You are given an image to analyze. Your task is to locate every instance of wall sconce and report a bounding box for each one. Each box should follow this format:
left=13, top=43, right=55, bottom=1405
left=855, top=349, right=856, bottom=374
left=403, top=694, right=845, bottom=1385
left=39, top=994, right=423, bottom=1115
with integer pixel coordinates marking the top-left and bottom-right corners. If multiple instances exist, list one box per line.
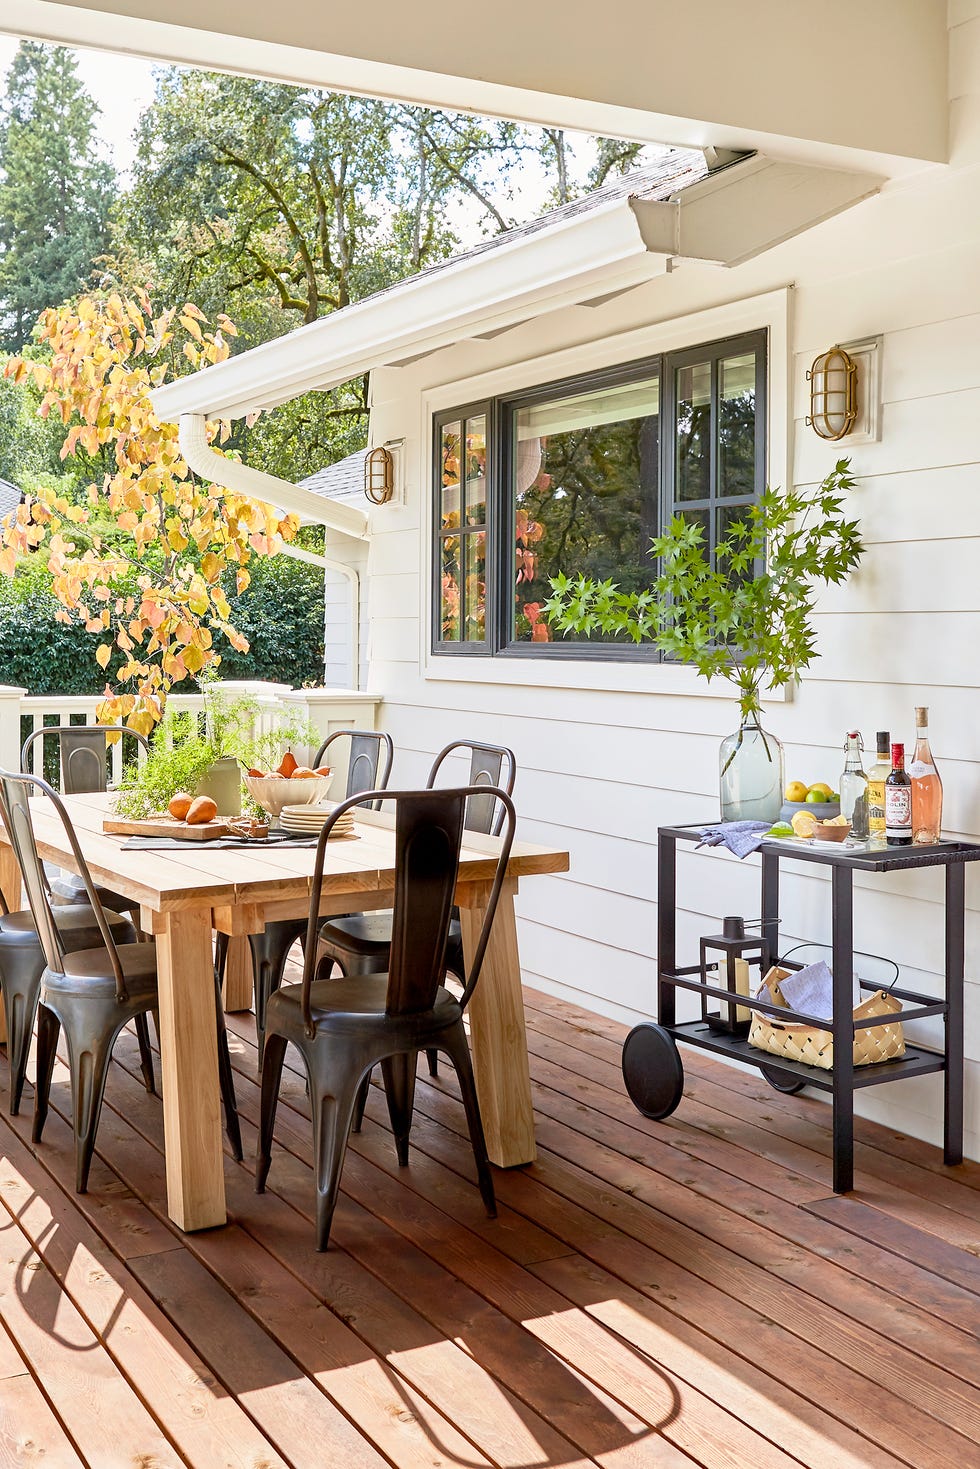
left=806, top=345, right=858, bottom=441
left=363, top=446, right=394, bottom=504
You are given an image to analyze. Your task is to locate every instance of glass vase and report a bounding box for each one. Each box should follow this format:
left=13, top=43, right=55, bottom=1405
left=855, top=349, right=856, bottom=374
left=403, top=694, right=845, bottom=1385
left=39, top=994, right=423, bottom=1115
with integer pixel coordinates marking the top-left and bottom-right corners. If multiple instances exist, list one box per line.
left=719, top=715, right=784, bottom=824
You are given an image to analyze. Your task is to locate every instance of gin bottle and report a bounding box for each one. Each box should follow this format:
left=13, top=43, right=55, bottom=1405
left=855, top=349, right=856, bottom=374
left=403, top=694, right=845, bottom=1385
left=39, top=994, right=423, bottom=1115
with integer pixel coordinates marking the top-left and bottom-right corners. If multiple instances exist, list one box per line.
left=866, top=730, right=890, bottom=849
left=910, top=706, right=943, bottom=845
left=840, top=730, right=869, bottom=842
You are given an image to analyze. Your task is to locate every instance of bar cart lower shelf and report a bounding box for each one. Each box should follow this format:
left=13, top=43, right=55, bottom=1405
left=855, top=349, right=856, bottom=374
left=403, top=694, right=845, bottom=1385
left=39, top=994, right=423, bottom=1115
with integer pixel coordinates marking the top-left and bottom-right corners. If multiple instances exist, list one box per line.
left=623, top=824, right=979, bottom=1193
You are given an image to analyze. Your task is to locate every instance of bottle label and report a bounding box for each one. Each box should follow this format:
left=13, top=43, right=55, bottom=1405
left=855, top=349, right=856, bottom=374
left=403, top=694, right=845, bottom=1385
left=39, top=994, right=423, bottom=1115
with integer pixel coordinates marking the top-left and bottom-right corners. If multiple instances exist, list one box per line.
left=909, top=761, right=931, bottom=779
left=885, top=785, right=912, bottom=831
left=867, top=778, right=885, bottom=828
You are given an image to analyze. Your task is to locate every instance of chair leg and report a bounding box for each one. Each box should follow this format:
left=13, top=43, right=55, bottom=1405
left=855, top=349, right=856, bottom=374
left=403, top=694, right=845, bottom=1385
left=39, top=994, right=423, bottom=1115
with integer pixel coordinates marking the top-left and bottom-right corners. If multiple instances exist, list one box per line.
left=70, top=1026, right=119, bottom=1193
left=134, top=1013, right=155, bottom=1095
left=380, top=1052, right=417, bottom=1167
left=442, top=1024, right=496, bottom=1219
left=308, top=1057, right=364, bottom=1251
left=249, top=922, right=304, bottom=1071
left=425, top=1048, right=439, bottom=1078
left=214, top=930, right=229, bottom=984
left=32, top=1004, right=60, bottom=1144
left=255, top=1032, right=288, bottom=1193
left=0, top=949, right=44, bottom=1116
left=351, top=1068, right=372, bottom=1132
left=213, top=976, right=243, bottom=1162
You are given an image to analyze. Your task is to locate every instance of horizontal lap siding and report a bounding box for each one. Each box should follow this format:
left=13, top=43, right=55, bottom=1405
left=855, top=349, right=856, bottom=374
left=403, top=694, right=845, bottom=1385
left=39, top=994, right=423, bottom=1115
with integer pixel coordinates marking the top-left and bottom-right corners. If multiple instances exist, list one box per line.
left=354, top=29, right=980, bottom=1161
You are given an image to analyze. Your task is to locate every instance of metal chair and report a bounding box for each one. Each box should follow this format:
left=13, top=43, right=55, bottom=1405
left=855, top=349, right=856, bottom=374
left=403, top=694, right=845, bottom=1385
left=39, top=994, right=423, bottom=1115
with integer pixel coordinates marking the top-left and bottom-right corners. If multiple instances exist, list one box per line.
left=0, top=771, right=243, bottom=1189
left=255, top=783, right=516, bottom=1250
left=0, top=786, right=143, bottom=1115
left=21, top=724, right=149, bottom=915
left=314, top=740, right=516, bottom=1096
left=216, top=728, right=394, bottom=1067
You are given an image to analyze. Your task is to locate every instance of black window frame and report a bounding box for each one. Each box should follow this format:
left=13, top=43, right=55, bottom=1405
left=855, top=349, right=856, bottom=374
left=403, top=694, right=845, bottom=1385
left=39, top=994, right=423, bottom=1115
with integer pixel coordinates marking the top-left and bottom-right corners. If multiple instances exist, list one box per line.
left=430, top=329, right=767, bottom=662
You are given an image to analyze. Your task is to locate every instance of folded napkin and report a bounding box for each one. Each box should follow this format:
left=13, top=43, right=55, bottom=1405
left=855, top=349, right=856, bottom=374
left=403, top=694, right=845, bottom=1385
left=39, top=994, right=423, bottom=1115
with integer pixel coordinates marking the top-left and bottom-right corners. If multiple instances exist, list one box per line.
left=775, top=960, right=835, bottom=1021
left=123, top=831, right=318, bottom=850
left=697, top=820, right=771, bottom=859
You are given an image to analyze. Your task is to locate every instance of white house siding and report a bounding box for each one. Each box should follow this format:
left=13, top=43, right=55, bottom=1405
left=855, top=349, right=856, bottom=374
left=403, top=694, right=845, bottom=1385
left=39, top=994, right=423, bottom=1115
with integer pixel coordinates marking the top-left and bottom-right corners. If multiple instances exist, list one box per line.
left=346, top=11, right=980, bottom=1161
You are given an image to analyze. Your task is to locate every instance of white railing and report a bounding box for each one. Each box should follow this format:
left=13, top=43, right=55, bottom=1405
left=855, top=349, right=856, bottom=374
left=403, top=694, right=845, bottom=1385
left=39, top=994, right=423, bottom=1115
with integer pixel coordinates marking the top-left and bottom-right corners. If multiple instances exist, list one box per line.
left=0, top=680, right=383, bottom=790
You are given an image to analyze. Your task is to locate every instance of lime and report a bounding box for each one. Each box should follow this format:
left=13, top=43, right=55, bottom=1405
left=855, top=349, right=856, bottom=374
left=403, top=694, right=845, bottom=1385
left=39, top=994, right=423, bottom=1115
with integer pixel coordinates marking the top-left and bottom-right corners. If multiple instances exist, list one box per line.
left=805, top=788, right=828, bottom=803
left=766, top=822, right=793, bottom=838
left=808, top=782, right=833, bottom=798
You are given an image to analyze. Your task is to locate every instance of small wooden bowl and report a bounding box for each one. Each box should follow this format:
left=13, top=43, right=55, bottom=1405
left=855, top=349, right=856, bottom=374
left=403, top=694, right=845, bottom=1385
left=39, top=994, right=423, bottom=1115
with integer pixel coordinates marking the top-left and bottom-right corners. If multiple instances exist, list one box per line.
left=815, top=821, right=850, bottom=842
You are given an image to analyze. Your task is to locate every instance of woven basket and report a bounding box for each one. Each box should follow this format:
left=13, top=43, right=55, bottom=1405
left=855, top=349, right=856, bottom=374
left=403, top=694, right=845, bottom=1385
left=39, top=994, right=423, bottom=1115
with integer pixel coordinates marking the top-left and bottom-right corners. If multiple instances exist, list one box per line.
left=748, top=965, right=905, bottom=1070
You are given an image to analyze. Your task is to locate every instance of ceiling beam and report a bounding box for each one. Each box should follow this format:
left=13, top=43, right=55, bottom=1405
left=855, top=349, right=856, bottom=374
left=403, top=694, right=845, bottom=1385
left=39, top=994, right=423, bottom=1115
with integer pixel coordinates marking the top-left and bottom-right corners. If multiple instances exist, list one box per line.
left=4, top=0, right=949, bottom=174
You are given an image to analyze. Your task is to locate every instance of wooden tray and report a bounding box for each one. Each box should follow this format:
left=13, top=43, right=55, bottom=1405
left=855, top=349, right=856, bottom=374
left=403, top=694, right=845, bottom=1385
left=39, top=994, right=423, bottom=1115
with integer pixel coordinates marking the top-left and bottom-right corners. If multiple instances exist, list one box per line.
left=103, top=814, right=232, bottom=841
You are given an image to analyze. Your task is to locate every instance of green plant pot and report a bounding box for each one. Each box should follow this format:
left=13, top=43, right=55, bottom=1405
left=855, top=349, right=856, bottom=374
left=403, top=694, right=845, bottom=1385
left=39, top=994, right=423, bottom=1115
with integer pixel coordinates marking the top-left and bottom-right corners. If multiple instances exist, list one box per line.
left=195, top=756, right=242, bottom=817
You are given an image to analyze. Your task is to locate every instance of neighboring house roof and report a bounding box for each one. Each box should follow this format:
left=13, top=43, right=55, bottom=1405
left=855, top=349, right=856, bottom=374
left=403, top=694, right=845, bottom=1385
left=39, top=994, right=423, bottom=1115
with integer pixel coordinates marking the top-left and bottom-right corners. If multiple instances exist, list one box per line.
left=153, top=151, right=882, bottom=426
left=0, top=477, right=23, bottom=521
left=300, top=449, right=369, bottom=503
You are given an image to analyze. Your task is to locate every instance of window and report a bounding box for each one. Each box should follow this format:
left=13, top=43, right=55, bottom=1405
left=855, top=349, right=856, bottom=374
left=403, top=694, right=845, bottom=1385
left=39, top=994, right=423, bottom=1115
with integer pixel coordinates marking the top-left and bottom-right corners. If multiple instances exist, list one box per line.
left=432, top=330, right=766, bottom=659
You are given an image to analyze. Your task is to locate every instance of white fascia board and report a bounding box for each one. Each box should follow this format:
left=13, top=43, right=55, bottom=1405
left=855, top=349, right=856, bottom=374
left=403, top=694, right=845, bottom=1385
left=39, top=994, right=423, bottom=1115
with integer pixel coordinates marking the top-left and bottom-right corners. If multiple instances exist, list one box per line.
left=634, top=156, right=883, bottom=267
left=152, top=197, right=663, bottom=422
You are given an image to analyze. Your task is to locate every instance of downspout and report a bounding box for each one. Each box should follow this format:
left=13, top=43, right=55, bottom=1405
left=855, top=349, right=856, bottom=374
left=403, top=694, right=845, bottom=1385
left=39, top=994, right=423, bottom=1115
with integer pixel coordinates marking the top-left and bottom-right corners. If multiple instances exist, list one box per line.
left=178, top=413, right=365, bottom=689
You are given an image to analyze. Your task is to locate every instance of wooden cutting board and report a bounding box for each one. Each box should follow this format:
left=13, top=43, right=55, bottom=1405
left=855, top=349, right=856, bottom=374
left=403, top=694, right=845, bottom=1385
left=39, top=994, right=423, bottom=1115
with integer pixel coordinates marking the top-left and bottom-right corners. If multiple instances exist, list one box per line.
left=103, top=814, right=232, bottom=841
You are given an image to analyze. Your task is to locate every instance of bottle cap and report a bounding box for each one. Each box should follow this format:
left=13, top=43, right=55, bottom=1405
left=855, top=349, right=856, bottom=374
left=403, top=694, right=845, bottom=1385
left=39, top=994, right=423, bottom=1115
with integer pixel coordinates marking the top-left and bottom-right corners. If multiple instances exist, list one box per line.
left=891, top=742, right=905, bottom=764
left=915, top=706, right=928, bottom=725
left=877, top=730, right=890, bottom=749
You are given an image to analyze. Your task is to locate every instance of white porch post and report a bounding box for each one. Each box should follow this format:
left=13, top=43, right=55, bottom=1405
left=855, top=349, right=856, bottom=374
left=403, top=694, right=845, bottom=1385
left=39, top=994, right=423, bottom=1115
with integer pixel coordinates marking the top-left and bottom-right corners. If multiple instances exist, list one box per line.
left=282, top=688, right=384, bottom=795
left=0, top=685, right=27, bottom=777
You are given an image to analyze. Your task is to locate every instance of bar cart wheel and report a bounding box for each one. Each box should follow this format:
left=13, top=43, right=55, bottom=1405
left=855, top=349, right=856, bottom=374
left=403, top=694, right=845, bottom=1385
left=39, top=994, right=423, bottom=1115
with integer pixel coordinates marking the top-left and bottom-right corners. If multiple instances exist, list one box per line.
left=758, top=1063, right=806, bottom=1096
left=622, top=1023, right=685, bottom=1120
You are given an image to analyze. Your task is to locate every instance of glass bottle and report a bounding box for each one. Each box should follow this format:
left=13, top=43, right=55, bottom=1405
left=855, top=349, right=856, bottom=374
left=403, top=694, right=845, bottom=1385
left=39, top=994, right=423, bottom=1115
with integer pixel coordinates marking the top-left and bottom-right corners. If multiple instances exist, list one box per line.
left=910, top=705, right=943, bottom=845
left=885, top=742, right=912, bottom=846
left=839, top=731, right=869, bottom=842
left=719, top=712, right=784, bottom=824
left=866, top=730, right=890, bottom=849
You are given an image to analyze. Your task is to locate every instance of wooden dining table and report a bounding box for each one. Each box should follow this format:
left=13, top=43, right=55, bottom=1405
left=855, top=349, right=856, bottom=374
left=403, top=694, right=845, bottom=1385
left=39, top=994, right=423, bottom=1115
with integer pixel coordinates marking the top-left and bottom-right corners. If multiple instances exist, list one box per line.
left=0, top=791, right=569, bottom=1233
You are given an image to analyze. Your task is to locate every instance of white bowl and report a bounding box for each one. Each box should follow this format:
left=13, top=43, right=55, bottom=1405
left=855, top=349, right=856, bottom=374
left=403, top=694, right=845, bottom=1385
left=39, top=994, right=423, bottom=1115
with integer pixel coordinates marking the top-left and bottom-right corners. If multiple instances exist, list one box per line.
left=244, top=772, right=333, bottom=821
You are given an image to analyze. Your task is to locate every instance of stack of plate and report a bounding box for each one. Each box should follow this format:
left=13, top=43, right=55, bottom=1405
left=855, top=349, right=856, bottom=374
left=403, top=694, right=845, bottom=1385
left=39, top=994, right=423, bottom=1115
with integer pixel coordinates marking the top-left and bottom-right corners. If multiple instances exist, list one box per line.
left=279, top=802, right=357, bottom=838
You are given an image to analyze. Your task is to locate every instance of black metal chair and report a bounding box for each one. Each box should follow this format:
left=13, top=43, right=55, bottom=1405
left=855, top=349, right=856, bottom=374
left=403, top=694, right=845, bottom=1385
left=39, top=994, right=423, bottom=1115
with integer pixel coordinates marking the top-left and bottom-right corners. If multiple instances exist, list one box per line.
left=21, top=724, right=150, bottom=916
left=0, top=788, right=143, bottom=1115
left=314, top=740, right=516, bottom=1096
left=216, top=728, right=394, bottom=1067
left=0, top=771, right=243, bottom=1189
left=256, top=783, right=516, bottom=1250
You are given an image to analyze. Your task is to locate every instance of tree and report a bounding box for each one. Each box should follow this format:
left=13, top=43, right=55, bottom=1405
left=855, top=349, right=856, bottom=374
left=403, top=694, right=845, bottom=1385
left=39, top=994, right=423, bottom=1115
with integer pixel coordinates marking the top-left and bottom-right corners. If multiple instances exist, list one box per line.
left=0, top=43, right=115, bottom=350
left=0, top=292, right=298, bottom=731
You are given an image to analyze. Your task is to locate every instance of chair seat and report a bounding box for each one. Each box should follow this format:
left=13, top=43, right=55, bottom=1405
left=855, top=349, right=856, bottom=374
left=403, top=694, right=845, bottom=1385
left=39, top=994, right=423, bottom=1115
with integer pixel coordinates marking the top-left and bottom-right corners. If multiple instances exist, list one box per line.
left=51, top=872, right=136, bottom=914
left=1, top=904, right=134, bottom=948
left=47, top=941, right=158, bottom=999
left=267, top=974, right=462, bottom=1039
left=319, top=910, right=394, bottom=955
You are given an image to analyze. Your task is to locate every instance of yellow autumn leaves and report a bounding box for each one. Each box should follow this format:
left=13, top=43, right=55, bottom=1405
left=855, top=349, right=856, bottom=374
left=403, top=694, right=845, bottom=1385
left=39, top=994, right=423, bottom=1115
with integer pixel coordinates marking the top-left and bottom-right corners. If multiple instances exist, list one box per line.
left=0, top=293, right=298, bottom=732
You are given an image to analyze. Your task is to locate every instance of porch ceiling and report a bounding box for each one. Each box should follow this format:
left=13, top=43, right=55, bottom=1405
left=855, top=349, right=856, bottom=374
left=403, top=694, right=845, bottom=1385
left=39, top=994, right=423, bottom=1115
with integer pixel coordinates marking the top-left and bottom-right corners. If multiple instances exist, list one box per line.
left=152, top=153, right=882, bottom=425
left=4, top=0, right=949, bottom=172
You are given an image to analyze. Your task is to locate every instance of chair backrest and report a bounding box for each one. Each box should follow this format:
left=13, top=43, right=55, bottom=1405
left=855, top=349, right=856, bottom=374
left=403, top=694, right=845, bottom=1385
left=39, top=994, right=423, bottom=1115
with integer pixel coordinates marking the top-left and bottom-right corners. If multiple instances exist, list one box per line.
left=300, top=785, right=516, bottom=1036
left=426, top=740, right=517, bottom=836
left=21, top=724, right=149, bottom=796
left=0, top=770, right=128, bottom=997
left=314, top=728, right=394, bottom=809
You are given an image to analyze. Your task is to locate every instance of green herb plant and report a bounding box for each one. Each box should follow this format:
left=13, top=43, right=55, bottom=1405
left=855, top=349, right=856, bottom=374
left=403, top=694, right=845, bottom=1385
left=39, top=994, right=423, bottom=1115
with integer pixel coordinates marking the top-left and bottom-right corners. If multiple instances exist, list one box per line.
left=114, top=687, right=321, bottom=818
left=543, top=459, right=864, bottom=725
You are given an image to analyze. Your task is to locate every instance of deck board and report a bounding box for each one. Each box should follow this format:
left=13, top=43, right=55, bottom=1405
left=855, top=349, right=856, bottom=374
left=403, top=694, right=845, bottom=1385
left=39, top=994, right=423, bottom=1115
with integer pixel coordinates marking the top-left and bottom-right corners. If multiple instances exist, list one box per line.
left=0, top=979, right=978, bottom=1469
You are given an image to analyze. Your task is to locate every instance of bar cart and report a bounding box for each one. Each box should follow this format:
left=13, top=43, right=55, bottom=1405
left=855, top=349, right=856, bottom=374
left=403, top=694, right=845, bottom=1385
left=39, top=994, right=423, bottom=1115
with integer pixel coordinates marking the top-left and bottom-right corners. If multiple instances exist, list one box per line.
left=621, top=824, right=980, bottom=1192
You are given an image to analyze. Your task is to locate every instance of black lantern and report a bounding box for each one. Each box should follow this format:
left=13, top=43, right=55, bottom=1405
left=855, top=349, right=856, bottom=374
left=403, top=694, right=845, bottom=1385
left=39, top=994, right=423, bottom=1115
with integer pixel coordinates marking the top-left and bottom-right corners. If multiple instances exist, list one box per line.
left=699, top=916, right=769, bottom=1036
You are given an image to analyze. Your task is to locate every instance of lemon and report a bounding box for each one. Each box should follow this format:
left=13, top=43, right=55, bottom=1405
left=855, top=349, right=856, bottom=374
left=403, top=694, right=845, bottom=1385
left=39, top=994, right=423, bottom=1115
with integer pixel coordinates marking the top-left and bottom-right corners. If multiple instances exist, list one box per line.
left=791, top=810, right=818, bottom=839
left=808, top=782, right=833, bottom=798
left=805, top=788, right=828, bottom=803
left=784, top=780, right=808, bottom=802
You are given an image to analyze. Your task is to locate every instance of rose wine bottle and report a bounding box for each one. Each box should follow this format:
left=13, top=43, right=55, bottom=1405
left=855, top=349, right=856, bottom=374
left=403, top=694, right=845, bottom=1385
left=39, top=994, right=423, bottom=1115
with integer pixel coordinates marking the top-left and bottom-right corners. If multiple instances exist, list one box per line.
left=910, top=705, right=943, bottom=845
left=885, top=743, right=912, bottom=846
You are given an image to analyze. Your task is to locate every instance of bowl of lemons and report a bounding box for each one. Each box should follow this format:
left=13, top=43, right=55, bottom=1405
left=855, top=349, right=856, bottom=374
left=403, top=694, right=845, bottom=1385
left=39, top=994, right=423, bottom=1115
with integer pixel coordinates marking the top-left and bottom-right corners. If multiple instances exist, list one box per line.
left=780, top=780, right=840, bottom=824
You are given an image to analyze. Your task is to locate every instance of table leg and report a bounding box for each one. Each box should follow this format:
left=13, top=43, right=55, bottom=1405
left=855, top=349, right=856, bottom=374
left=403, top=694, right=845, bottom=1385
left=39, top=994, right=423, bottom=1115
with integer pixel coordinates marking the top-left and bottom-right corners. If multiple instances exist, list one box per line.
left=944, top=863, right=965, bottom=1167
left=222, top=935, right=254, bottom=1013
left=0, top=844, right=20, bottom=1044
left=459, top=878, right=536, bottom=1168
left=831, top=865, right=854, bottom=1194
left=155, top=908, right=226, bottom=1231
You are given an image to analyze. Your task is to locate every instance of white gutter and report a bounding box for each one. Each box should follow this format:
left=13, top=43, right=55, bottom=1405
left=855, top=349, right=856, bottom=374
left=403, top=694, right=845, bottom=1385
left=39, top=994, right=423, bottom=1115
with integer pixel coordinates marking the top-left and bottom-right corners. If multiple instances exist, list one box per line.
left=178, top=414, right=369, bottom=538
left=179, top=414, right=365, bottom=687
left=154, top=198, right=664, bottom=421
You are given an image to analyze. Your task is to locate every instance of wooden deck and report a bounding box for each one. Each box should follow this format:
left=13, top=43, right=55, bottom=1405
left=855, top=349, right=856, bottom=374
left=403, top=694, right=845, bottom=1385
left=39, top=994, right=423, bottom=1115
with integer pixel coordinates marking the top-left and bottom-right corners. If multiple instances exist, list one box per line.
left=0, top=979, right=978, bottom=1469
